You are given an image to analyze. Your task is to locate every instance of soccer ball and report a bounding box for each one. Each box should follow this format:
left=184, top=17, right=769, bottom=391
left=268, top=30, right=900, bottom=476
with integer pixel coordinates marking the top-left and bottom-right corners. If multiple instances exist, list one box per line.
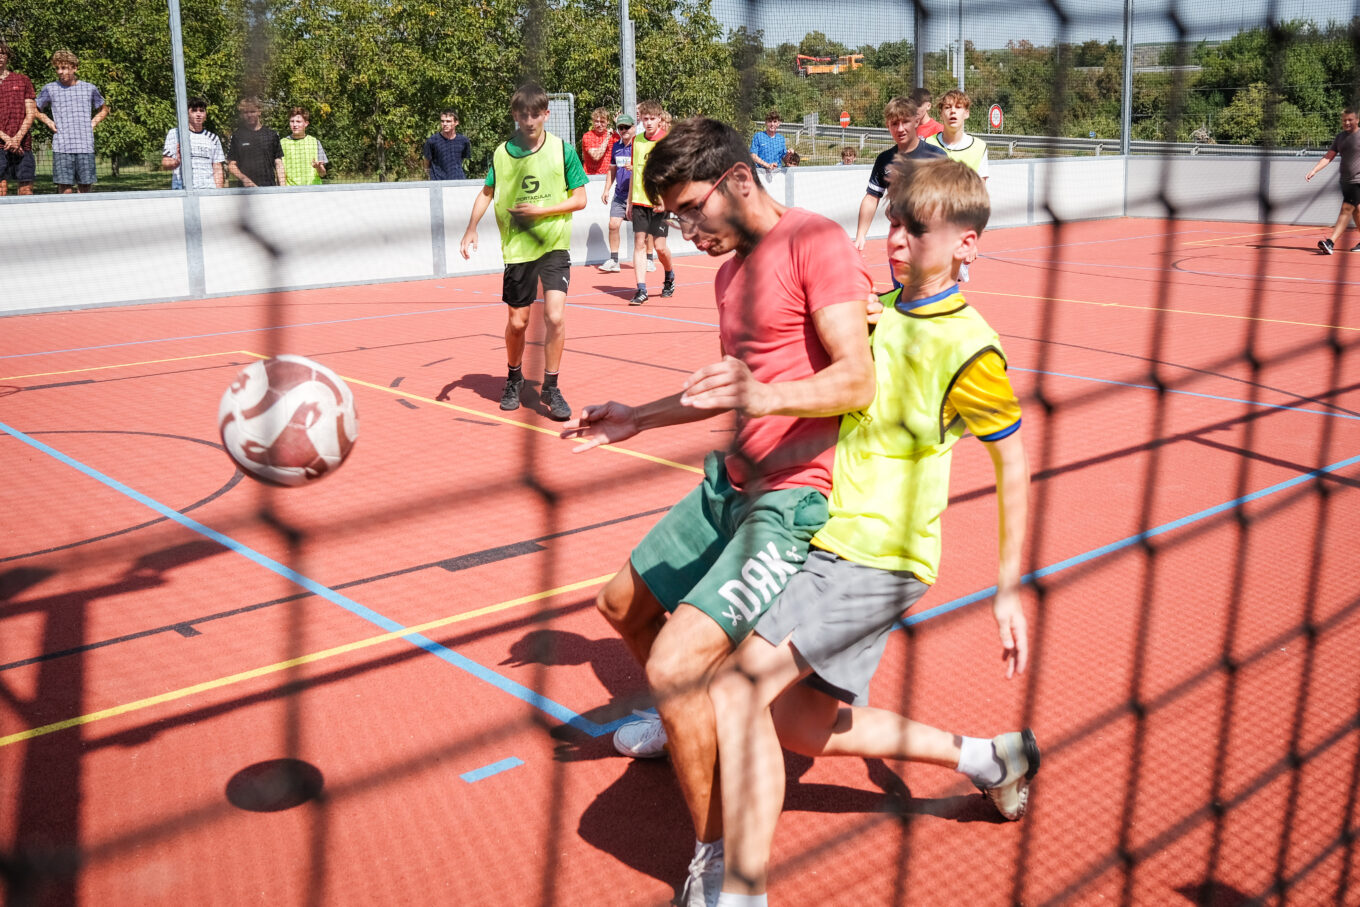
left=219, top=355, right=359, bottom=487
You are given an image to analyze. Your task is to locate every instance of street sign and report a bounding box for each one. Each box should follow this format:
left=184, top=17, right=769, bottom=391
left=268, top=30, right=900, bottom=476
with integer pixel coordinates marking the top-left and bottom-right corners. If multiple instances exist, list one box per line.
left=988, top=104, right=1003, bottom=131
left=839, top=110, right=850, bottom=128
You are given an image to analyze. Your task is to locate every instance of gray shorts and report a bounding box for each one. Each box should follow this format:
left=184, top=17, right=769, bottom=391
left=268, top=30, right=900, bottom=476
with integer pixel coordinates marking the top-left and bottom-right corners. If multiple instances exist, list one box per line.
left=52, top=151, right=96, bottom=186
left=609, top=196, right=628, bottom=220
left=756, top=548, right=927, bottom=706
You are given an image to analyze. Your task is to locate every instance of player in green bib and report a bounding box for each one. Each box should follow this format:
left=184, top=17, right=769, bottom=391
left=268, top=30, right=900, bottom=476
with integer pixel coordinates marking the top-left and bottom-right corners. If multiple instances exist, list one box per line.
left=460, top=83, right=588, bottom=421
left=281, top=107, right=326, bottom=186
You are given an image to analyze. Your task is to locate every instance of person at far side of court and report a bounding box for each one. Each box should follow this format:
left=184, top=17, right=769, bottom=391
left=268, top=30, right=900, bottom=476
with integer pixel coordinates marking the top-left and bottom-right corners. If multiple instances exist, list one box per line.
left=226, top=97, right=284, bottom=188
left=162, top=96, right=225, bottom=189
left=0, top=40, right=38, bottom=196
left=709, top=158, right=1036, bottom=906
left=915, top=86, right=944, bottom=140
left=1307, top=106, right=1360, bottom=254
left=459, top=82, right=588, bottom=422
left=626, top=100, right=676, bottom=304
left=838, top=146, right=857, bottom=166
left=280, top=107, right=327, bottom=186
left=852, top=92, right=946, bottom=255
left=561, top=117, right=876, bottom=907
left=423, top=108, right=470, bottom=180
left=924, top=88, right=989, bottom=282
left=33, top=49, right=107, bottom=194
left=581, top=106, right=616, bottom=178
left=749, top=110, right=786, bottom=176
left=598, top=113, right=636, bottom=273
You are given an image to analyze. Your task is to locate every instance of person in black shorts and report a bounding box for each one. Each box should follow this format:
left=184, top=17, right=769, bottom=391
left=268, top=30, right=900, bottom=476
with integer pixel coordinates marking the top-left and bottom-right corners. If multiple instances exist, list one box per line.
left=1307, top=107, right=1360, bottom=254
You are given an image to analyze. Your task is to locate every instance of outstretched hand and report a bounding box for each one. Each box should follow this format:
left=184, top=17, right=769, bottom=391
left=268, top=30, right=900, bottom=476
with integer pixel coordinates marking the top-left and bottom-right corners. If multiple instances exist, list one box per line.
left=680, top=356, right=772, bottom=416
left=559, top=401, right=640, bottom=451
left=993, top=587, right=1029, bottom=678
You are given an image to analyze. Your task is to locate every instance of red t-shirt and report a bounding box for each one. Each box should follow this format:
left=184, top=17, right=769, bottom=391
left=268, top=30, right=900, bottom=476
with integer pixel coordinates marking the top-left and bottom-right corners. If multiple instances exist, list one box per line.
left=581, top=129, right=616, bottom=175
left=918, top=116, right=944, bottom=139
left=713, top=207, right=873, bottom=495
left=0, top=71, right=36, bottom=153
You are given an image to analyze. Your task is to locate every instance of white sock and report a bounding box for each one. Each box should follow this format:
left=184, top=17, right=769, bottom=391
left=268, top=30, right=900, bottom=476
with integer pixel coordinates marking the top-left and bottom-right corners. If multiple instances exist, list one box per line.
left=957, top=735, right=1003, bottom=787
left=716, top=894, right=767, bottom=907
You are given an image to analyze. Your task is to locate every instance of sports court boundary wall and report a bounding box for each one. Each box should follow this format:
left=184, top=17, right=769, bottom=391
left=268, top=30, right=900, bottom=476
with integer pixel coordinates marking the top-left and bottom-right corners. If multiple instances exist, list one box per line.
left=0, top=156, right=1342, bottom=317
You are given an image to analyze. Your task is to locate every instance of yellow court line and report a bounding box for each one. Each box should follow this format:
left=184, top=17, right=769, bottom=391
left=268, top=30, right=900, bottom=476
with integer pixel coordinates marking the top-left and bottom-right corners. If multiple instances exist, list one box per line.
left=0, top=573, right=614, bottom=749
left=0, top=351, right=244, bottom=383
left=1181, top=226, right=1316, bottom=246
left=238, top=350, right=704, bottom=475
left=966, top=289, right=1359, bottom=333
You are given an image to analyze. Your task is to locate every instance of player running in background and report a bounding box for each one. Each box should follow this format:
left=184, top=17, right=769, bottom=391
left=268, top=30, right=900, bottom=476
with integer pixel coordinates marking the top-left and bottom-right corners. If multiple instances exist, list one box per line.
left=627, top=100, right=675, bottom=304
left=1307, top=106, right=1360, bottom=254
left=709, top=158, right=1036, bottom=906
left=460, top=82, right=588, bottom=421
left=598, top=113, right=636, bottom=273
left=852, top=94, right=946, bottom=254
left=562, top=116, right=875, bottom=907
left=925, top=89, right=990, bottom=281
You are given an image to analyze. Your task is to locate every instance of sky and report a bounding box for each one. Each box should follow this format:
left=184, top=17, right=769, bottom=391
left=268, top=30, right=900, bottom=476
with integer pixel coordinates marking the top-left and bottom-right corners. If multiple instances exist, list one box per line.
left=709, top=0, right=1356, bottom=51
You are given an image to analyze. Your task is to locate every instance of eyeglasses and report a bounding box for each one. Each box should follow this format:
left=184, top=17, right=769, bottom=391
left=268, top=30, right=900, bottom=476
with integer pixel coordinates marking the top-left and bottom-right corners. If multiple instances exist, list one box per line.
left=662, top=164, right=738, bottom=231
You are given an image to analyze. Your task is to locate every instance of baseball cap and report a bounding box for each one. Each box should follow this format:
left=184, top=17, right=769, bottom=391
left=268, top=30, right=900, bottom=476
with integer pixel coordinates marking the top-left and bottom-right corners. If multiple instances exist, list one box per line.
left=615, top=114, right=635, bottom=126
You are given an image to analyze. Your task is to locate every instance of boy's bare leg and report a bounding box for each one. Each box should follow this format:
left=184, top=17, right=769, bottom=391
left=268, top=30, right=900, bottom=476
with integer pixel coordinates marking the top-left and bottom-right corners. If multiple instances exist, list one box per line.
left=655, top=235, right=673, bottom=272
left=541, top=289, right=567, bottom=374
left=632, top=227, right=649, bottom=279
left=771, top=683, right=961, bottom=766
left=595, top=560, right=667, bottom=668
left=710, top=634, right=808, bottom=895
left=607, top=217, right=621, bottom=256
left=647, top=604, right=733, bottom=843
left=504, top=304, right=531, bottom=367
left=1329, top=204, right=1355, bottom=245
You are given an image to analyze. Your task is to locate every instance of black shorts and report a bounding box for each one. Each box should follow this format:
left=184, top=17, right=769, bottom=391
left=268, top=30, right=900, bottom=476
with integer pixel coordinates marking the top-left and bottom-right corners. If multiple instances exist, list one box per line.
left=0, top=150, right=35, bottom=183
left=630, top=206, right=670, bottom=238
left=1342, top=182, right=1360, bottom=206
left=502, top=249, right=571, bottom=308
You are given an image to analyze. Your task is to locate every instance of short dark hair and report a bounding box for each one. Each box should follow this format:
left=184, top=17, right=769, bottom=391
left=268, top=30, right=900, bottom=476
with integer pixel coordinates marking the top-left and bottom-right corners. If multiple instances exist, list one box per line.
left=441, top=108, right=459, bottom=119
left=765, top=110, right=781, bottom=122
left=642, top=117, right=760, bottom=205
left=511, top=83, right=549, bottom=116
left=1346, top=106, right=1357, bottom=117
left=908, top=86, right=932, bottom=108
left=188, top=97, right=208, bottom=111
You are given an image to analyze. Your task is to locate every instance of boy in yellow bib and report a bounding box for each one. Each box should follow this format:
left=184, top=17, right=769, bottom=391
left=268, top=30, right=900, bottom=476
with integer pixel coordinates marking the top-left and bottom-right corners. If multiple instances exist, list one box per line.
left=709, top=159, right=1036, bottom=906
left=460, top=83, right=588, bottom=420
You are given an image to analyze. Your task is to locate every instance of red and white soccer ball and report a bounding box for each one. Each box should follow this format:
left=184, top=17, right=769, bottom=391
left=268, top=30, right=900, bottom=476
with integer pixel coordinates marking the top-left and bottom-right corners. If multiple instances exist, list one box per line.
left=218, top=355, right=359, bottom=487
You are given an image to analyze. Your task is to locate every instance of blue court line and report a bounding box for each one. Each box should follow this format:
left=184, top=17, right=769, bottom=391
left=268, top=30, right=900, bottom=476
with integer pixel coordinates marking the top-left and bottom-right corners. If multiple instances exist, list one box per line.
left=1009, top=367, right=1360, bottom=422
left=0, top=303, right=503, bottom=361
left=460, top=757, right=524, bottom=783
left=0, top=419, right=617, bottom=738
left=900, top=451, right=1360, bottom=630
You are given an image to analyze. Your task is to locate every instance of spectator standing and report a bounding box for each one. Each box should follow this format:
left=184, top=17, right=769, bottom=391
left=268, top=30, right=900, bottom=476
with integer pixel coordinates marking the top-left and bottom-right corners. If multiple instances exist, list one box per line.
left=423, top=109, right=470, bottom=180
left=915, top=87, right=944, bottom=139
left=280, top=106, right=327, bottom=186
left=581, top=107, right=615, bottom=177
left=749, top=110, right=786, bottom=174
left=0, top=40, right=36, bottom=196
left=598, top=113, right=635, bottom=272
left=33, top=50, right=107, bottom=194
left=839, top=146, right=857, bottom=165
left=226, top=97, right=284, bottom=188
left=161, top=96, right=225, bottom=189
left=1307, top=107, right=1360, bottom=254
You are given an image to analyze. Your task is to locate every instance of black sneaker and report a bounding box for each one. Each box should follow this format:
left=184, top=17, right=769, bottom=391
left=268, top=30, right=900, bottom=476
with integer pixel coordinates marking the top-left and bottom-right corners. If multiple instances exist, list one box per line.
left=630, top=289, right=648, bottom=306
left=1318, top=239, right=1334, bottom=255
left=660, top=280, right=676, bottom=298
left=541, top=384, right=571, bottom=421
left=500, top=375, right=524, bottom=411
left=1351, top=242, right=1360, bottom=252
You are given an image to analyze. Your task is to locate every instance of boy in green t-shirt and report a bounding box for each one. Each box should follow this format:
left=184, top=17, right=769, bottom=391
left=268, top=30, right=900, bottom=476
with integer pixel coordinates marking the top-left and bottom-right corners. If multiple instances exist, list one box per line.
left=460, top=83, right=588, bottom=421
left=281, top=107, right=326, bottom=186
left=709, top=158, right=1035, bottom=906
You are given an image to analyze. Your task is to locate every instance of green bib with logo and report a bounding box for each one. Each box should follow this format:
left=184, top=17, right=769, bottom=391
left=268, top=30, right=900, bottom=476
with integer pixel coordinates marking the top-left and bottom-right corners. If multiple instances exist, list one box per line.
left=492, top=134, right=571, bottom=263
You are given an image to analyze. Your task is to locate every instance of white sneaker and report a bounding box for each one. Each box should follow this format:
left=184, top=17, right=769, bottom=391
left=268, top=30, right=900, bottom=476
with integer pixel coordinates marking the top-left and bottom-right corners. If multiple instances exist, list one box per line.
left=980, top=728, right=1040, bottom=821
left=647, top=259, right=657, bottom=272
left=598, top=258, right=621, bottom=272
left=613, top=709, right=668, bottom=758
left=680, top=841, right=723, bottom=907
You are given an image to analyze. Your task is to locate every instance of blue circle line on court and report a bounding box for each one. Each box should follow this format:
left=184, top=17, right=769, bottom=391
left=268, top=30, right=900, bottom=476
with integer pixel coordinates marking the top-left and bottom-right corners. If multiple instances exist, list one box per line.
left=3, top=420, right=1356, bottom=740
left=460, top=757, right=524, bottom=783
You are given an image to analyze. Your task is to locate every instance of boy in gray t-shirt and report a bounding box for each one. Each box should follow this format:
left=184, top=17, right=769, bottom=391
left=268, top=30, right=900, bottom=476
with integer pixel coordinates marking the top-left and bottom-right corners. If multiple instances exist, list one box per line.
left=1306, top=106, right=1360, bottom=254
left=34, top=49, right=107, bottom=193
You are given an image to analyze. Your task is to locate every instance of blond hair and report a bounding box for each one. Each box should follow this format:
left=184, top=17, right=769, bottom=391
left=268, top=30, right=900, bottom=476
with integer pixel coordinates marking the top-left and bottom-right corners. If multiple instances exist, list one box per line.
left=885, top=158, right=990, bottom=234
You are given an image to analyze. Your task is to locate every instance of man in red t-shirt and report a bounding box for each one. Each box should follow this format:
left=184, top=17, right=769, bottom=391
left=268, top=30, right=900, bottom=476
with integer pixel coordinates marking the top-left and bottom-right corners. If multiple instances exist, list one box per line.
left=580, top=106, right=616, bottom=177
left=562, top=117, right=874, bottom=907
left=913, top=86, right=944, bottom=140
left=0, top=41, right=37, bottom=195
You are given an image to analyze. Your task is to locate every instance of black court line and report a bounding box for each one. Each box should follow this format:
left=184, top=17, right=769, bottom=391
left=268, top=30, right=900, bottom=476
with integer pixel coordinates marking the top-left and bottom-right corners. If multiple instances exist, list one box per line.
left=0, top=505, right=669, bottom=672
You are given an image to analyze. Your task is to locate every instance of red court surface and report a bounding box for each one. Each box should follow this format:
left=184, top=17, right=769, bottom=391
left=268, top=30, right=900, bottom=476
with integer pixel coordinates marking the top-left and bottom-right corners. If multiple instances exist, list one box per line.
left=2, top=218, right=1359, bottom=906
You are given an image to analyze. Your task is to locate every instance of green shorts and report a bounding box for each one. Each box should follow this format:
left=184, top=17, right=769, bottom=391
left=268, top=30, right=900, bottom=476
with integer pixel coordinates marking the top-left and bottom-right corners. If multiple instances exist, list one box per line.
left=630, top=451, right=830, bottom=644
